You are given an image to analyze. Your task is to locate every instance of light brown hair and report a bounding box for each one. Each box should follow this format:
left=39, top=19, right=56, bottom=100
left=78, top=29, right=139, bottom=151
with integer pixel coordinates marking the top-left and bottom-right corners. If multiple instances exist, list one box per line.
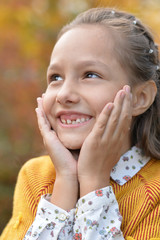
left=58, top=8, right=160, bottom=159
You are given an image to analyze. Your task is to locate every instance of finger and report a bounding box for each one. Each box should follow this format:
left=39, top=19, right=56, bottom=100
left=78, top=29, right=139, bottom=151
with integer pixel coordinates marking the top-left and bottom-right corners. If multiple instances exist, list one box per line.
left=114, top=85, right=132, bottom=135
left=35, top=107, right=51, bottom=136
left=37, top=97, right=51, bottom=127
left=102, top=88, right=126, bottom=138
left=91, top=102, right=114, bottom=137
left=36, top=98, right=53, bottom=137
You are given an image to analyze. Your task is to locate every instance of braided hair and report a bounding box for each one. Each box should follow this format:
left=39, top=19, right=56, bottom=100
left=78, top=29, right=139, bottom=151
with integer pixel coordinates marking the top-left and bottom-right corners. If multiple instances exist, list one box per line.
left=58, top=8, right=160, bottom=159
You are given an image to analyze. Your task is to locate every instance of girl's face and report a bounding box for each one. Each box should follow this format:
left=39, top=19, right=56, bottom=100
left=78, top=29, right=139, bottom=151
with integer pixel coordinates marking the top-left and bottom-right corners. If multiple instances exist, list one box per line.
left=43, top=25, right=130, bottom=149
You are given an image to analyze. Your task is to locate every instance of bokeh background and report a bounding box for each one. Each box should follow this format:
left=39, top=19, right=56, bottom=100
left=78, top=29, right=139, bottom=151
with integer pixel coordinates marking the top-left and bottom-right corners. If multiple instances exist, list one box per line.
left=0, top=0, right=160, bottom=234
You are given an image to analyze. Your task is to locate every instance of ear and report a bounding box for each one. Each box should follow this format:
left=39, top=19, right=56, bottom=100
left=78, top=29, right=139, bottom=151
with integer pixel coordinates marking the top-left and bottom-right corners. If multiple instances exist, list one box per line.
left=132, top=80, right=157, bottom=116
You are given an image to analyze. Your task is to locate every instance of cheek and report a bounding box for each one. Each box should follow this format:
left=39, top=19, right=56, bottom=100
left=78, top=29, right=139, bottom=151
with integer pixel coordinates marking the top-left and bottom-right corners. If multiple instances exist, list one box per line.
left=43, top=90, right=56, bottom=115
left=93, top=92, right=116, bottom=116
left=42, top=96, right=50, bottom=114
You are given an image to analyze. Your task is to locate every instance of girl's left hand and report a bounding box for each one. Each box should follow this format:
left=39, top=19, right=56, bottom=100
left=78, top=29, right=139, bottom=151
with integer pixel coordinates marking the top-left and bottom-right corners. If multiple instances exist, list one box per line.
left=78, top=85, right=132, bottom=197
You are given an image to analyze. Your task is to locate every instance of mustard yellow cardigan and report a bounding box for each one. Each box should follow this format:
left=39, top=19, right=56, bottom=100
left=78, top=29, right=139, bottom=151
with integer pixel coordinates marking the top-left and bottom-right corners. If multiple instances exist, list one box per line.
left=0, top=156, right=160, bottom=240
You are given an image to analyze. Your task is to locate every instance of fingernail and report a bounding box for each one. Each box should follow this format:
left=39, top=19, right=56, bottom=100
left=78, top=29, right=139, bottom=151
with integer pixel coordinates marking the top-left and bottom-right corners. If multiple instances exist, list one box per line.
left=120, top=91, right=125, bottom=98
left=42, top=93, right=45, bottom=97
left=125, top=85, right=130, bottom=93
left=37, top=97, right=41, bottom=102
left=107, top=103, right=113, bottom=110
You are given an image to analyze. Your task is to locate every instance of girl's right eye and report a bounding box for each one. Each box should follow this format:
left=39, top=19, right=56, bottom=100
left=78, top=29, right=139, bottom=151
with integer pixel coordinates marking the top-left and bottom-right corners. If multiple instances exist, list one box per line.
left=49, top=74, right=63, bottom=82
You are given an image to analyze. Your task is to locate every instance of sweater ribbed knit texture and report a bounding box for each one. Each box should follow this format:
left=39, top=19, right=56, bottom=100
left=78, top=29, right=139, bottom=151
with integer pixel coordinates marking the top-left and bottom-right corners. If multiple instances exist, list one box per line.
left=0, top=156, right=160, bottom=240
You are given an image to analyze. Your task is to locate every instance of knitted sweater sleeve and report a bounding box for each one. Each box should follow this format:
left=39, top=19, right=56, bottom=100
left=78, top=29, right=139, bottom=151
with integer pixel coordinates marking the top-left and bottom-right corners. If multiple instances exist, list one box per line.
left=0, top=156, right=55, bottom=240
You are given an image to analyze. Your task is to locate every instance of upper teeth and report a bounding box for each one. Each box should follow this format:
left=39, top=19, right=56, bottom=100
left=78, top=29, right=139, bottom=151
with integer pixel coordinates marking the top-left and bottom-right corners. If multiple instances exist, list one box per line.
left=61, top=117, right=89, bottom=125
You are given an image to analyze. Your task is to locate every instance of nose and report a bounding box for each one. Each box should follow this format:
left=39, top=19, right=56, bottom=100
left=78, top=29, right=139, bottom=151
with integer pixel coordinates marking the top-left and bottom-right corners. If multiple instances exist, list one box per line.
left=56, top=80, right=80, bottom=106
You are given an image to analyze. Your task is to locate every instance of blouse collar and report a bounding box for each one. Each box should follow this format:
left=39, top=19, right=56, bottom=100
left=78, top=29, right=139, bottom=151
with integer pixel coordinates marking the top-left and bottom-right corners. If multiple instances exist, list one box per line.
left=110, top=146, right=150, bottom=186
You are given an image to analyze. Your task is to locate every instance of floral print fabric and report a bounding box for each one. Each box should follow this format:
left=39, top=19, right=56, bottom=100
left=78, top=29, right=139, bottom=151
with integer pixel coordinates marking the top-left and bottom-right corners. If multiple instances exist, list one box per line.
left=110, top=146, right=150, bottom=185
left=23, top=146, right=150, bottom=239
left=24, top=187, right=124, bottom=239
left=23, top=194, right=75, bottom=240
left=74, top=186, right=123, bottom=240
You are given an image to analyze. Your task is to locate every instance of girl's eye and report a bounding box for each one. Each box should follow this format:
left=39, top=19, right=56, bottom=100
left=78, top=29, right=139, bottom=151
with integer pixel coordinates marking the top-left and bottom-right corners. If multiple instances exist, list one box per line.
left=86, top=72, right=100, bottom=79
left=49, top=74, right=63, bottom=82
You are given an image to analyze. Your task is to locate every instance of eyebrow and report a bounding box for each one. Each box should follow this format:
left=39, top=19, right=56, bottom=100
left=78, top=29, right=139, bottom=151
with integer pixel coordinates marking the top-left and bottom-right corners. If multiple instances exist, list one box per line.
left=78, top=60, right=111, bottom=72
left=48, top=60, right=111, bottom=74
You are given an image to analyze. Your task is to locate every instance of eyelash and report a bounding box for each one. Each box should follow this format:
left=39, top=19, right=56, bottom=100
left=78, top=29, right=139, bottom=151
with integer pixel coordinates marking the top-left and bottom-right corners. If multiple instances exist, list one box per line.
left=85, top=72, right=101, bottom=79
left=48, top=72, right=101, bottom=83
left=48, top=74, right=62, bottom=82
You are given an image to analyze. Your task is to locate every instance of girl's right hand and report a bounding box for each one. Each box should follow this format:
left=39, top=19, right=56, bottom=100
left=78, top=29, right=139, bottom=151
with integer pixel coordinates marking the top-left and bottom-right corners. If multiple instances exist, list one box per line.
left=35, top=96, right=78, bottom=210
left=36, top=96, right=78, bottom=180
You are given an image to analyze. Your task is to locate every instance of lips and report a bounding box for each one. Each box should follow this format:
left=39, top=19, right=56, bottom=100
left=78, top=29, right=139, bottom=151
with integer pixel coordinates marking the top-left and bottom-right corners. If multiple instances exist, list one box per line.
left=57, top=112, right=92, bottom=126
left=60, top=116, right=90, bottom=125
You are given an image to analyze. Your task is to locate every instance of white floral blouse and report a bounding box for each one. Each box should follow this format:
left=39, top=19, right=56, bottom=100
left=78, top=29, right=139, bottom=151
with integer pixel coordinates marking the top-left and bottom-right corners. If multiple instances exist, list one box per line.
left=23, top=146, right=150, bottom=240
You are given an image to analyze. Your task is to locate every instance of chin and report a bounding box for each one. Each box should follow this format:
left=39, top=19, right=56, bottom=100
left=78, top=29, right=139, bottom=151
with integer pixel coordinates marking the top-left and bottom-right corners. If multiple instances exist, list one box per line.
left=59, top=135, right=84, bottom=150
left=57, top=130, right=91, bottom=150
left=61, top=140, right=82, bottom=150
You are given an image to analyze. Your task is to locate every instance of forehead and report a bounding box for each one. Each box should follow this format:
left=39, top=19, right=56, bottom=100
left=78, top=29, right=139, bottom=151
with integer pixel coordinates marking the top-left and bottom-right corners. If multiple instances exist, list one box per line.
left=48, top=25, right=129, bottom=84
left=51, top=25, right=116, bottom=61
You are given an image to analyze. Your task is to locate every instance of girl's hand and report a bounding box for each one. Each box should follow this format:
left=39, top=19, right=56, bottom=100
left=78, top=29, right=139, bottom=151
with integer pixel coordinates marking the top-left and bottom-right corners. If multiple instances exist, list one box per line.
left=78, top=85, right=132, bottom=197
left=35, top=97, right=78, bottom=209
left=36, top=96, right=78, bottom=179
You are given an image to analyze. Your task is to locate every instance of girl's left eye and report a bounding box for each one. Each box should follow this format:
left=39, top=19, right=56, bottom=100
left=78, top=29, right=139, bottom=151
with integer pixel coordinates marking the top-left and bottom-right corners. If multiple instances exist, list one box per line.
left=85, top=72, right=100, bottom=79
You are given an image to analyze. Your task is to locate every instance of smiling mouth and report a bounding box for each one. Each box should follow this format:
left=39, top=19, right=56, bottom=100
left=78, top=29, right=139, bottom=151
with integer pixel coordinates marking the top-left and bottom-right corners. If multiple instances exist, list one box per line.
left=59, top=114, right=92, bottom=126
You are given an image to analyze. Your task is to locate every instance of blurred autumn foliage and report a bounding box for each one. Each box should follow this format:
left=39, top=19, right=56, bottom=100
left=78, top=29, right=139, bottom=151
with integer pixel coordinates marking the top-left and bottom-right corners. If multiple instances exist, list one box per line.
left=0, top=0, right=160, bottom=234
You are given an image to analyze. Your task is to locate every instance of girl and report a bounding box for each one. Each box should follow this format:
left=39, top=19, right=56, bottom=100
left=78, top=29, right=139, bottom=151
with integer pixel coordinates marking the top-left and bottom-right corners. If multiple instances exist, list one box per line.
left=1, top=7, right=160, bottom=240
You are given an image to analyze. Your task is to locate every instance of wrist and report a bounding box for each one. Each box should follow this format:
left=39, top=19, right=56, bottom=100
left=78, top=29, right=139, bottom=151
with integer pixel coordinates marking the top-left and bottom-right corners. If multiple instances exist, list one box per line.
left=51, top=177, right=78, bottom=210
left=56, top=172, right=77, bottom=182
left=79, top=176, right=110, bottom=197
